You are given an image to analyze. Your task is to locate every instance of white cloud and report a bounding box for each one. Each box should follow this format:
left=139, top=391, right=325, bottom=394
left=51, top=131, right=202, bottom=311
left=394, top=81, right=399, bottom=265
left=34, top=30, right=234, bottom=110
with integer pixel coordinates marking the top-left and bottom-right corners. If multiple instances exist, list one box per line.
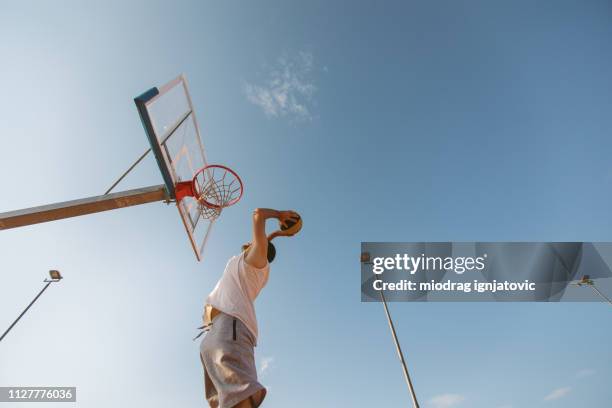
left=428, top=393, right=465, bottom=408
left=544, top=387, right=571, bottom=401
left=259, top=356, right=274, bottom=376
left=576, top=368, right=595, bottom=378
left=245, top=51, right=317, bottom=120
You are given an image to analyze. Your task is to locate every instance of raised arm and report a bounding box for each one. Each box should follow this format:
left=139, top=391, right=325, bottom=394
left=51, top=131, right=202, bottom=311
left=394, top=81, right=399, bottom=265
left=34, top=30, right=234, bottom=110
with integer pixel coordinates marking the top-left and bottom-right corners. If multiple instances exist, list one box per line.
left=244, top=208, right=300, bottom=268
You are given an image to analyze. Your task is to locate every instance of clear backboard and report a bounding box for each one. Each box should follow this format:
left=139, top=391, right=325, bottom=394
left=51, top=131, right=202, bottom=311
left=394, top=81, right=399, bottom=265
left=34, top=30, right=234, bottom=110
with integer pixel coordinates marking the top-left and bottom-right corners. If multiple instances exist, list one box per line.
left=134, top=75, right=212, bottom=261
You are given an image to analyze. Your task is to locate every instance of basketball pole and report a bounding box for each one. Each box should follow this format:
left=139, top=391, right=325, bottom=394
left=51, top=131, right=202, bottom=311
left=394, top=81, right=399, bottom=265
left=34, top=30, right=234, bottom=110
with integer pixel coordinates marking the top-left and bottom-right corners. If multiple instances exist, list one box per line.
left=380, top=290, right=421, bottom=408
left=0, top=185, right=168, bottom=230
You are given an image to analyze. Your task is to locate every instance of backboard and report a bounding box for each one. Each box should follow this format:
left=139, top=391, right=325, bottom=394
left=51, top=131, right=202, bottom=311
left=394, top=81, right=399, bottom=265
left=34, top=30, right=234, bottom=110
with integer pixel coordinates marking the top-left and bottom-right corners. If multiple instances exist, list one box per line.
left=134, top=75, right=212, bottom=261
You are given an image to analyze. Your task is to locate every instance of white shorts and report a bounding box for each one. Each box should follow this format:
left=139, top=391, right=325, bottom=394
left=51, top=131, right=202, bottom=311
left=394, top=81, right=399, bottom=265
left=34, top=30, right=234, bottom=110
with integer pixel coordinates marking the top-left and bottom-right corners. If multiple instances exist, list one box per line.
left=199, top=312, right=266, bottom=408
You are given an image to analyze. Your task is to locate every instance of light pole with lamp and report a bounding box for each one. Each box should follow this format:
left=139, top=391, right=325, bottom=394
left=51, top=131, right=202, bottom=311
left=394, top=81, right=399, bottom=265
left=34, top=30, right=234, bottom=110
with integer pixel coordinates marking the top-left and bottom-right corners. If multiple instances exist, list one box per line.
left=570, top=275, right=612, bottom=306
left=0, top=270, right=63, bottom=343
left=361, top=252, right=420, bottom=408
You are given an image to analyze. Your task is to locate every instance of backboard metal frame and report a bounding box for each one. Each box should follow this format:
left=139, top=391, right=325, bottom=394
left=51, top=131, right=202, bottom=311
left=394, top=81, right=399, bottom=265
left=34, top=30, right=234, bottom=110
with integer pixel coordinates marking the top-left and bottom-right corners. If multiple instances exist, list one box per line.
left=134, top=75, right=213, bottom=261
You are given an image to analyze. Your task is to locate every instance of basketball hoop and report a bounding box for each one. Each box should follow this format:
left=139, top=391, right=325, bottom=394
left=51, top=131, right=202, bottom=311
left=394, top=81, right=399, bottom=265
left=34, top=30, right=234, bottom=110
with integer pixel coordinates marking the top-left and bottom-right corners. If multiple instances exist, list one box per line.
left=175, top=164, right=244, bottom=219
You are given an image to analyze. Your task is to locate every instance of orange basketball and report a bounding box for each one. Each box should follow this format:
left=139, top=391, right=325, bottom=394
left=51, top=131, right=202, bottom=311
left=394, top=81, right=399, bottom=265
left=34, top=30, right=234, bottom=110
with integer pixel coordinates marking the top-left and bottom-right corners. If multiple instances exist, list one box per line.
left=281, top=215, right=303, bottom=236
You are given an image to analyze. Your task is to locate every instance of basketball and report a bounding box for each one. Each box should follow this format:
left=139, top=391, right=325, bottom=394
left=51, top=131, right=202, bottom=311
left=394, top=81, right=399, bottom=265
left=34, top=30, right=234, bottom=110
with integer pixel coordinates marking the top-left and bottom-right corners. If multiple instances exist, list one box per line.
left=281, top=214, right=302, bottom=236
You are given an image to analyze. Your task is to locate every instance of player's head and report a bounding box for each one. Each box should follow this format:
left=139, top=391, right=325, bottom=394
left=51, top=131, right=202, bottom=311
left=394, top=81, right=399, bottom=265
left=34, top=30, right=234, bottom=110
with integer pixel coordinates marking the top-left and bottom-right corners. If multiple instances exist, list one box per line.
left=267, top=242, right=276, bottom=263
left=241, top=241, right=276, bottom=263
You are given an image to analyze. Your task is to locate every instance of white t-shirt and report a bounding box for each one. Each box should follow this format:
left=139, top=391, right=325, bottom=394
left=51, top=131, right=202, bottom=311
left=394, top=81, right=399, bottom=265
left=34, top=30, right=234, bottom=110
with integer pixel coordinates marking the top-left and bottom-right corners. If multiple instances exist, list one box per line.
left=205, top=252, right=270, bottom=345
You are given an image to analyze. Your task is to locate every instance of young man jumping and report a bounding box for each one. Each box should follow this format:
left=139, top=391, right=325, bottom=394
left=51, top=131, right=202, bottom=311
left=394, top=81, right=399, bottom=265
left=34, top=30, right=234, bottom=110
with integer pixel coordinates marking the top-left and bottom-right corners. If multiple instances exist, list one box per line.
left=199, top=208, right=301, bottom=408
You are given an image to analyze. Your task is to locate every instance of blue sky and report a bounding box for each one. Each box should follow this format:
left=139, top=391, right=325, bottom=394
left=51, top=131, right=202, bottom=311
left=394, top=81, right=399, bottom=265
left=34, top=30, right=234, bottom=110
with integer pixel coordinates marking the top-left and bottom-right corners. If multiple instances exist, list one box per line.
left=1, top=1, right=611, bottom=407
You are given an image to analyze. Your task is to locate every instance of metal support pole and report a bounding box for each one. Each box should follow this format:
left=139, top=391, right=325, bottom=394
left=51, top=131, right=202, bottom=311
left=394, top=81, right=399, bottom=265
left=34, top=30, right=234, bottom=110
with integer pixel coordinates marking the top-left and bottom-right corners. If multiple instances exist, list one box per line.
left=380, top=290, right=420, bottom=408
left=0, top=281, right=53, bottom=343
left=104, top=148, right=152, bottom=195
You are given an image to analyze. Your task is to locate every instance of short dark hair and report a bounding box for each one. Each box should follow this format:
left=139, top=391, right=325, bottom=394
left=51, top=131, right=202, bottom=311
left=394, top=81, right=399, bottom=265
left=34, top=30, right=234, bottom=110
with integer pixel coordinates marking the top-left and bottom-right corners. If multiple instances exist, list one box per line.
left=267, top=242, right=276, bottom=263
left=242, top=241, right=276, bottom=263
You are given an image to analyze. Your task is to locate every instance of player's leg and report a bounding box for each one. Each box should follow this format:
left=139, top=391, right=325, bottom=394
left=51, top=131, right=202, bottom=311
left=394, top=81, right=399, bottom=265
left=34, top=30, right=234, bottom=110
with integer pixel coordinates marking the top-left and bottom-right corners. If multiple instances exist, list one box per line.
left=232, top=388, right=266, bottom=408
left=200, top=352, right=220, bottom=408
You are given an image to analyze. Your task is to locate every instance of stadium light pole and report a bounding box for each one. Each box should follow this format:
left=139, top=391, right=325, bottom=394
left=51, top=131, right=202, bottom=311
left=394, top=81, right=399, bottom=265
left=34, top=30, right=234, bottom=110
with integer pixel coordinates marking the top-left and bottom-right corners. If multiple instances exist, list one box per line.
left=379, top=290, right=421, bottom=408
left=570, top=275, right=612, bottom=306
left=361, top=252, right=420, bottom=408
left=0, top=270, right=63, bottom=343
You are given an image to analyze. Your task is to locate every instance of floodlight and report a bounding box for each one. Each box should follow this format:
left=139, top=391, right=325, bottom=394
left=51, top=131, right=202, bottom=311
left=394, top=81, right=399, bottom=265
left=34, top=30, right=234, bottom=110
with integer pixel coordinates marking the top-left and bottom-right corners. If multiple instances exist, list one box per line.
left=49, top=270, right=62, bottom=281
